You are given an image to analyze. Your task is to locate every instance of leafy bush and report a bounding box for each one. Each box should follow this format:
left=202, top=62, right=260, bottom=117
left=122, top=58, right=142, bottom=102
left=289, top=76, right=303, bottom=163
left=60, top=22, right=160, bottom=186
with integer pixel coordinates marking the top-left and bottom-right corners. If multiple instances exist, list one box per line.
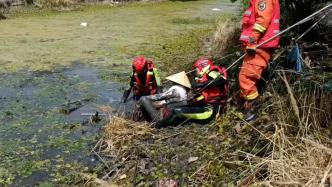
left=232, top=0, right=331, bottom=25
left=36, top=0, right=75, bottom=8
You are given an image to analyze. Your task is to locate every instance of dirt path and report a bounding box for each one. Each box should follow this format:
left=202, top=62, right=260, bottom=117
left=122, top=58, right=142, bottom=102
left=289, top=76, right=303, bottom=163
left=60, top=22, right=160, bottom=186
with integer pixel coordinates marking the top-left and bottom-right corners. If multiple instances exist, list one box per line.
left=0, top=0, right=238, bottom=186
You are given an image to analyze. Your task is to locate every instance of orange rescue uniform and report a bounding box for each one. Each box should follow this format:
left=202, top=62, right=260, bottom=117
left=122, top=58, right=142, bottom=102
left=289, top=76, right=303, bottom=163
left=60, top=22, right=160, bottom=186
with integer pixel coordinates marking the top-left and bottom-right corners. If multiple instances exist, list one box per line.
left=239, top=0, right=280, bottom=100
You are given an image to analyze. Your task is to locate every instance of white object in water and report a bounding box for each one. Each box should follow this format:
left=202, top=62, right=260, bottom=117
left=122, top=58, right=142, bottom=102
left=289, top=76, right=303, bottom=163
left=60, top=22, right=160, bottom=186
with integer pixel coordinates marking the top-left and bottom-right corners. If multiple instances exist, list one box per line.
left=80, top=22, right=88, bottom=27
left=81, top=113, right=107, bottom=116
left=212, top=8, right=221, bottom=11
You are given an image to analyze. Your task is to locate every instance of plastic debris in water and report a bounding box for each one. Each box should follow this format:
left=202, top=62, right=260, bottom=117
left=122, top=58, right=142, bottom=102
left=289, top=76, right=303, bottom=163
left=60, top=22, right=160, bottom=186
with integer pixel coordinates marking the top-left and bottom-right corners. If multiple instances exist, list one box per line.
left=212, top=8, right=221, bottom=11
left=80, top=22, right=88, bottom=27
left=81, top=112, right=106, bottom=116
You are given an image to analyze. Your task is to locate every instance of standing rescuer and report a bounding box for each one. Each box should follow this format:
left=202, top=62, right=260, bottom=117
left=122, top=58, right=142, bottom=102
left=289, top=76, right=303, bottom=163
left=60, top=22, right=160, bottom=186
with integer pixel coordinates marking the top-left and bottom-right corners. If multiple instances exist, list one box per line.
left=239, top=0, right=280, bottom=110
left=121, top=56, right=161, bottom=103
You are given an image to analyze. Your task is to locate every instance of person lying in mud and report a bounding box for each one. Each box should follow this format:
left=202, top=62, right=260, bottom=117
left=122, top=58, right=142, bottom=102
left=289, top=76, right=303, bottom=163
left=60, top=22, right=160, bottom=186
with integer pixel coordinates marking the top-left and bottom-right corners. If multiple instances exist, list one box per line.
left=139, top=71, right=191, bottom=125
left=140, top=58, right=229, bottom=128
left=121, top=56, right=162, bottom=103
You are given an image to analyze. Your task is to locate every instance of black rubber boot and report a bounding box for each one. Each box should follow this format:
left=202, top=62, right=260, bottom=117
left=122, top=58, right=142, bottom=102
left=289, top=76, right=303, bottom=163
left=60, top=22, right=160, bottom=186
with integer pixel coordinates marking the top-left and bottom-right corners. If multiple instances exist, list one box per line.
left=139, top=96, right=162, bottom=122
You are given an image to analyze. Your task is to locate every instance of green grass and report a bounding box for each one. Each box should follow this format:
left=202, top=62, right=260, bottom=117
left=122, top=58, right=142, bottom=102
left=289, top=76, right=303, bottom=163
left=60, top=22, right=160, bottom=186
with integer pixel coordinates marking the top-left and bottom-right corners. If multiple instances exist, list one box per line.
left=0, top=0, right=234, bottom=73
left=170, top=17, right=214, bottom=24
left=0, top=0, right=238, bottom=185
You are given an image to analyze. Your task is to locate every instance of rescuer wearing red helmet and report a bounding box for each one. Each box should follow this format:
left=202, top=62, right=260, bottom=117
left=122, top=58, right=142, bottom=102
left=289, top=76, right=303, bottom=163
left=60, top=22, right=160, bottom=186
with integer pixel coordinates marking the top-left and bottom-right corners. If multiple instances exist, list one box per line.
left=192, top=58, right=228, bottom=107
left=154, top=58, right=229, bottom=127
left=121, top=56, right=161, bottom=103
left=238, top=0, right=280, bottom=111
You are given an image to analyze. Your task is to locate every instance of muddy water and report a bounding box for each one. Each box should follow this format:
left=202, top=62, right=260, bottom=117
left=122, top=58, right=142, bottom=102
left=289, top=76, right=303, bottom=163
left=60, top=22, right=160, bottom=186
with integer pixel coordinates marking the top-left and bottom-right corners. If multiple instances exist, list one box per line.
left=0, top=0, right=238, bottom=185
left=0, top=63, right=126, bottom=186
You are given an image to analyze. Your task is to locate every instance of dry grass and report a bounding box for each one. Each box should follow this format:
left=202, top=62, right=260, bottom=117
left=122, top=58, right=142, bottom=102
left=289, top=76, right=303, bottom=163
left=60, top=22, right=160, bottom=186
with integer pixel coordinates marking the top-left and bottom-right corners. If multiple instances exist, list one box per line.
left=103, top=116, right=155, bottom=150
left=237, top=72, right=332, bottom=186
left=95, top=115, right=156, bottom=161
left=208, top=18, right=241, bottom=58
left=90, top=115, right=158, bottom=183
left=257, top=129, right=332, bottom=186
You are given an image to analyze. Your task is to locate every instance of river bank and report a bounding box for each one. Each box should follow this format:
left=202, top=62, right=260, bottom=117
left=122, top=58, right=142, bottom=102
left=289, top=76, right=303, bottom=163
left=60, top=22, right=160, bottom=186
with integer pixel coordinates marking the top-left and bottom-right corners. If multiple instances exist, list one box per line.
left=0, top=0, right=239, bottom=185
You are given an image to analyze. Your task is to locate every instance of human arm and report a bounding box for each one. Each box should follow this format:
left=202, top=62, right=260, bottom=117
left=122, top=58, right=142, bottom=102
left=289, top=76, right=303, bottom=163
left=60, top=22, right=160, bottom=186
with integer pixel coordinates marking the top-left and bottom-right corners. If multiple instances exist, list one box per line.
left=247, top=0, right=275, bottom=54
left=121, top=74, right=135, bottom=103
left=192, top=71, right=227, bottom=90
left=252, top=0, right=274, bottom=41
left=146, top=88, right=177, bottom=102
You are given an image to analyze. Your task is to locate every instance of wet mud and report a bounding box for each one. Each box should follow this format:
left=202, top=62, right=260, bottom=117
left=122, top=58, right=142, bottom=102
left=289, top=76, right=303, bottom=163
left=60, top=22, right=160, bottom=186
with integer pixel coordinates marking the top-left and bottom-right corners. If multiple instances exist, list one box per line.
left=0, top=62, right=125, bottom=186
left=0, top=0, right=238, bottom=185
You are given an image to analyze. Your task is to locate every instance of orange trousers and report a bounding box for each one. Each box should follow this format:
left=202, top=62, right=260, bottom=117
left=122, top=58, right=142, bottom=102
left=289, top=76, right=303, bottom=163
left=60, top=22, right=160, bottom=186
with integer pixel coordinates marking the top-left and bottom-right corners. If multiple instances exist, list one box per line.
left=239, top=48, right=274, bottom=101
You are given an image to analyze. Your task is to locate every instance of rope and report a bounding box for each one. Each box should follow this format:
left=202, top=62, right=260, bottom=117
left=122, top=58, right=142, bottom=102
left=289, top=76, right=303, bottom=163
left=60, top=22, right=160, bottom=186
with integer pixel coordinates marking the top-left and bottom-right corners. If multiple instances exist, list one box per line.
left=295, top=8, right=332, bottom=42
left=192, top=3, right=332, bottom=96
left=258, top=3, right=332, bottom=49
left=270, top=8, right=332, bottom=65
left=162, top=51, right=240, bottom=84
left=159, top=3, right=332, bottom=104
left=164, top=3, right=332, bottom=84
left=136, top=5, right=332, bottom=128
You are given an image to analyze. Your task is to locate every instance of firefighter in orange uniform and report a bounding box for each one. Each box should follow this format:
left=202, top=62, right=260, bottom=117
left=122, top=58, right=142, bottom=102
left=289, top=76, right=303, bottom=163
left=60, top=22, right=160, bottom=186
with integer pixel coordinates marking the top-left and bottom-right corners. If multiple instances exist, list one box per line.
left=239, top=0, right=280, bottom=110
left=121, top=56, right=161, bottom=103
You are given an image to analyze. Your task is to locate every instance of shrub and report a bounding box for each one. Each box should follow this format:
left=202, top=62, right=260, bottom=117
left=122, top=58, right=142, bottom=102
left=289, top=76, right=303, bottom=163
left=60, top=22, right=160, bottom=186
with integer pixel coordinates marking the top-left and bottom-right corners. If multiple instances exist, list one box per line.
left=36, top=0, right=75, bottom=8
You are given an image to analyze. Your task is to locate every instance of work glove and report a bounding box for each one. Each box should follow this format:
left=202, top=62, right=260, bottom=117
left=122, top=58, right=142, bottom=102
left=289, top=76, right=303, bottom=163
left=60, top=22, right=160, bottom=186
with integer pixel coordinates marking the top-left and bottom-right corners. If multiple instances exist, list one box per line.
left=192, top=82, right=205, bottom=89
left=246, top=45, right=257, bottom=55
left=246, top=36, right=257, bottom=55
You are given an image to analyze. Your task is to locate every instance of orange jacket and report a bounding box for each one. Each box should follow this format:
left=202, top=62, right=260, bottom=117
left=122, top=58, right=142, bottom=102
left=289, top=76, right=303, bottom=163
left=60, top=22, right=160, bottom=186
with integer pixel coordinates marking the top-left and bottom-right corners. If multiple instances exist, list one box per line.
left=240, top=0, right=280, bottom=48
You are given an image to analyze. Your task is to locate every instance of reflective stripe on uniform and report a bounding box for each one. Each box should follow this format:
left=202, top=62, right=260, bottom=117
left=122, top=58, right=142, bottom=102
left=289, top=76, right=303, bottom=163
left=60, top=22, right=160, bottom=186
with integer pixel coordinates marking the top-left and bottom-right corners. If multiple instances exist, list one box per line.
left=273, top=30, right=280, bottom=34
left=196, top=95, right=205, bottom=101
left=179, top=109, right=213, bottom=120
left=244, top=10, right=252, bottom=15
left=153, top=68, right=161, bottom=86
left=244, top=91, right=259, bottom=100
left=208, top=71, right=220, bottom=79
left=147, top=71, right=153, bottom=75
left=198, top=65, right=210, bottom=77
left=240, top=35, right=249, bottom=40
left=273, top=19, right=279, bottom=23
left=253, top=23, right=266, bottom=33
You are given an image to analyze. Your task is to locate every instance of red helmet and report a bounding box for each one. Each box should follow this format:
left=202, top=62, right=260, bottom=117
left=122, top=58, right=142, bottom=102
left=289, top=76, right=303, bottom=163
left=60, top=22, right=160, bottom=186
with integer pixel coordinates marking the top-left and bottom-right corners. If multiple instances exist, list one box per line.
left=132, top=56, right=147, bottom=74
left=193, top=58, right=213, bottom=75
